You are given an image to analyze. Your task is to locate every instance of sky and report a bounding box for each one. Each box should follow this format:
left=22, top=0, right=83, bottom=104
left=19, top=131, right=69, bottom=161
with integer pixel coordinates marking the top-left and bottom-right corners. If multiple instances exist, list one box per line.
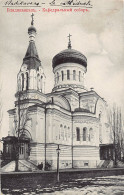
left=0, top=0, right=124, bottom=138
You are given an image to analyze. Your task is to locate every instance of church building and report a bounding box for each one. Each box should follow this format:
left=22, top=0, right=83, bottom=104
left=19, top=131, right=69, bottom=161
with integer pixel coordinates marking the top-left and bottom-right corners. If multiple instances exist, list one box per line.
left=2, top=16, right=112, bottom=170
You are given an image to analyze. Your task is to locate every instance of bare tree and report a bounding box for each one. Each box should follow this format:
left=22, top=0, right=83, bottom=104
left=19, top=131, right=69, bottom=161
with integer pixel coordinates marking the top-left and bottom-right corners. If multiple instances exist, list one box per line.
left=109, top=104, right=124, bottom=167
left=0, top=85, right=3, bottom=162
left=0, top=86, right=3, bottom=132
left=15, top=91, right=30, bottom=171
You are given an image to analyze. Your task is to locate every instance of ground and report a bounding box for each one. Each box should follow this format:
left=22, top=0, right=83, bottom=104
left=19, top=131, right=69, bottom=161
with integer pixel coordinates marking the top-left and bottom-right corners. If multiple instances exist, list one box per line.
left=1, top=169, right=124, bottom=194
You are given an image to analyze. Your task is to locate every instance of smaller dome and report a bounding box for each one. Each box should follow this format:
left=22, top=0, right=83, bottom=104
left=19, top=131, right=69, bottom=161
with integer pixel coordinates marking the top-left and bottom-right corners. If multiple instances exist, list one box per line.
left=28, top=25, right=36, bottom=33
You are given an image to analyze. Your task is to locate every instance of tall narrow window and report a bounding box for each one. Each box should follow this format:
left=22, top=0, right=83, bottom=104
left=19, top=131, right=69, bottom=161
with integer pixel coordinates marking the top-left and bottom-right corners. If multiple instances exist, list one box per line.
left=83, top=127, right=87, bottom=141
left=20, top=143, right=24, bottom=154
left=26, top=72, right=28, bottom=90
left=40, top=76, right=43, bottom=92
left=59, top=124, right=62, bottom=139
left=55, top=76, right=57, bottom=84
left=64, top=126, right=67, bottom=141
left=76, top=128, right=80, bottom=141
left=89, top=128, right=93, bottom=141
left=6, top=144, right=9, bottom=153
left=67, top=70, right=70, bottom=80
left=73, top=70, right=76, bottom=80
left=21, top=73, right=24, bottom=91
left=61, top=71, right=64, bottom=81
left=79, top=71, right=81, bottom=82
left=66, top=128, right=68, bottom=140
left=37, top=74, right=40, bottom=90
left=57, top=72, right=59, bottom=83
left=60, top=125, right=64, bottom=140
left=68, top=127, right=70, bottom=138
left=64, top=126, right=67, bottom=140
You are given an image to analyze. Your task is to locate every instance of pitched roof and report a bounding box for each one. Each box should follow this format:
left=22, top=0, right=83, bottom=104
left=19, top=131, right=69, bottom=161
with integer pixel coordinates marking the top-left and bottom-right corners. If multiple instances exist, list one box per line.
left=23, top=41, right=41, bottom=70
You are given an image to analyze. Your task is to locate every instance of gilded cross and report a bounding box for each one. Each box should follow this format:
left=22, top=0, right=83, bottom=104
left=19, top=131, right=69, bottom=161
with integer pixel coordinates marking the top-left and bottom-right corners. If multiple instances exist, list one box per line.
left=31, top=13, right=34, bottom=25
left=67, top=33, right=72, bottom=49
left=67, top=33, right=72, bottom=42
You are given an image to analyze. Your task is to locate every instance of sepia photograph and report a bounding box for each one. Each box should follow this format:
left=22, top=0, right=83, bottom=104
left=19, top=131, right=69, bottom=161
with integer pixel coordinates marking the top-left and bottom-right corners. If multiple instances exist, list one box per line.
left=0, top=0, right=124, bottom=194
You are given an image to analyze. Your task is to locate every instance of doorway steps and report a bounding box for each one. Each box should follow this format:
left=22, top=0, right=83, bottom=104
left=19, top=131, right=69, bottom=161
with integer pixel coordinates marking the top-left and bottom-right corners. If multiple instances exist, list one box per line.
left=1, top=160, right=39, bottom=172
left=19, top=160, right=39, bottom=171
left=97, top=160, right=113, bottom=168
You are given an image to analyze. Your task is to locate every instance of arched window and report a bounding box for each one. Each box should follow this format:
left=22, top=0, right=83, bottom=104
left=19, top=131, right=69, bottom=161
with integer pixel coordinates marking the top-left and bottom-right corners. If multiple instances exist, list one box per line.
left=26, top=72, right=28, bottom=90
left=64, top=125, right=66, bottom=140
left=55, top=75, right=57, bottom=84
left=57, top=72, right=59, bottom=83
left=79, top=71, right=81, bottom=82
left=68, top=127, right=70, bottom=138
left=61, top=125, right=64, bottom=140
left=64, top=126, right=68, bottom=141
left=83, top=127, right=87, bottom=141
left=59, top=124, right=63, bottom=140
left=19, top=143, right=24, bottom=154
left=5, top=144, right=9, bottom=153
left=89, top=128, right=93, bottom=141
left=21, top=73, right=24, bottom=91
left=76, top=127, right=80, bottom=141
left=37, top=74, right=40, bottom=90
left=61, top=71, right=64, bottom=81
left=99, top=111, right=102, bottom=120
left=67, top=70, right=70, bottom=80
left=18, top=77, right=21, bottom=91
left=40, top=76, right=43, bottom=92
left=73, top=70, right=76, bottom=80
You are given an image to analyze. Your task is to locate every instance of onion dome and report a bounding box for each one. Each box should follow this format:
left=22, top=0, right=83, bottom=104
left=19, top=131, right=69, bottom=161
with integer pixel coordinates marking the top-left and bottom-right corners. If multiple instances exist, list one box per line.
left=28, top=25, right=37, bottom=33
left=52, top=34, right=87, bottom=69
left=52, top=48, right=87, bottom=69
left=28, top=13, right=37, bottom=33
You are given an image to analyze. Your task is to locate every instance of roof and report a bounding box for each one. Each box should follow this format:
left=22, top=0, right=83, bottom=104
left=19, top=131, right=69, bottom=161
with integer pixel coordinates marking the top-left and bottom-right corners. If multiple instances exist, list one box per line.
left=52, top=48, right=87, bottom=69
left=23, top=41, right=41, bottom=70
left=79, top=90, right=107, bottom=104
left=28, top=25, right=37, bottom=33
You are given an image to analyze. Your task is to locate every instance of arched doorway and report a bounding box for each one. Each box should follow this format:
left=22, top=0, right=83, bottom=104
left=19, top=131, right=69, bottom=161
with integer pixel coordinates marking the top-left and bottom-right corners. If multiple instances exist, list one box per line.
left=19, top=130, right=32, bottom=160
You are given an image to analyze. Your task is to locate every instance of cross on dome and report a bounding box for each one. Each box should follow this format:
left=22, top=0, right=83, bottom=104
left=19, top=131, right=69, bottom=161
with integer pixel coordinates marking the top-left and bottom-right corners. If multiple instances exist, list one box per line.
left=31, top=13, right=34, bottom=26
left=28, top=13, right=36, bottom=36
left=67, top=33, right=72, bottom=49
left=68, top=33, right=72, bottom=42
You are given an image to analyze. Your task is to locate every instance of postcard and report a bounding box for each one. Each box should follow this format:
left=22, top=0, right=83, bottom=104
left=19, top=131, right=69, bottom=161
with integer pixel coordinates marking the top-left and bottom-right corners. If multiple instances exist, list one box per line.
left=0, top=0, right=124, bottom=194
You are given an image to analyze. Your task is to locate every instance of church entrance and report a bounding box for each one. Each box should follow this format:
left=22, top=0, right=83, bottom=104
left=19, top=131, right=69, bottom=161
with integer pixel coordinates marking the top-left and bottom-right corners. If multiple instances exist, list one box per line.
left=2, top=136, right=30, bottom=161
left=19, top=142, right=29, bottom=160
left=100, top=144, right=114, bottom=160
left=18, top=131, right=31, bottom=160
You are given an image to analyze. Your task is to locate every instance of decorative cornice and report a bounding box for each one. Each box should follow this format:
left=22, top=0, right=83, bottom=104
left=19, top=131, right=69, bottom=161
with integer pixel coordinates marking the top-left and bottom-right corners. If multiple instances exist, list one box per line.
left=53, top=84, right=87, bottom=92
left=50, top=88, right=79, bottom=98
left=7, top=108, right=16, bottom=114
left=46, top=107, right=72, bottom=120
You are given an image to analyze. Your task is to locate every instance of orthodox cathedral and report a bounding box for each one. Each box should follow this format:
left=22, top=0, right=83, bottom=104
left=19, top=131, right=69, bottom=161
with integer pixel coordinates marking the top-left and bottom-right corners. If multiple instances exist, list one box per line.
left=2, top=16, right=112, bottom=170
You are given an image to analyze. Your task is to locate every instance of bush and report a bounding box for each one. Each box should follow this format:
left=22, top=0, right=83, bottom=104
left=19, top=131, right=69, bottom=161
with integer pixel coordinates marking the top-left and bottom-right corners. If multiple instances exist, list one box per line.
left=38, top=162, right=43, bottom=170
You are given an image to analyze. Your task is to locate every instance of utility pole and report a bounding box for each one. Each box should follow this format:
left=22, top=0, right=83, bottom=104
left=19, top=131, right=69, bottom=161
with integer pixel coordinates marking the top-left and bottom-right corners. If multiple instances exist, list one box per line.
left=15, top=91, right=21, bottom=171
left=56, top=144, right=60, bottom=182
left=113, top=109, right=117, bottom=167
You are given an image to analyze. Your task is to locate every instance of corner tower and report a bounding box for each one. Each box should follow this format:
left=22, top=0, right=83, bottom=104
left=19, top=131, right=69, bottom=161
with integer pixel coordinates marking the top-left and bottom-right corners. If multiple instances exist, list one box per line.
left=52, top=34, right=87, bottom=93
left=17, top=14, right=45, bottom=94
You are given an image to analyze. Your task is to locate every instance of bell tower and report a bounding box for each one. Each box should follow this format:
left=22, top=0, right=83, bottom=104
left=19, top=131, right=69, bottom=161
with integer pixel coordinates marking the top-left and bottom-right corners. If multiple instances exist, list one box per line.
left=17, top=14, right=45, bottom=95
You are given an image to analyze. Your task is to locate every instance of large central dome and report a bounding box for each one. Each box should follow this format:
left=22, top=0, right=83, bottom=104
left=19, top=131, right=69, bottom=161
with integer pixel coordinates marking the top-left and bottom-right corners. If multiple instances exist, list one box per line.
left=52, top=48, right=87, bottom=69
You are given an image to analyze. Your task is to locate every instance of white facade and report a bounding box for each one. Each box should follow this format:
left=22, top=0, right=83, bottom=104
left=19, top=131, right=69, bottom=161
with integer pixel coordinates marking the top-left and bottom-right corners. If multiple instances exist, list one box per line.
left=53, top=63, right=87, bottom=93
left=7, top=23, right=111, bottom=170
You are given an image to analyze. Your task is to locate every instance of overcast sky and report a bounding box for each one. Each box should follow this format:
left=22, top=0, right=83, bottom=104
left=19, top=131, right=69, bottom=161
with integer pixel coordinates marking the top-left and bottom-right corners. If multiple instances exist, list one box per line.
left=0, top=0, right=124, bottom=138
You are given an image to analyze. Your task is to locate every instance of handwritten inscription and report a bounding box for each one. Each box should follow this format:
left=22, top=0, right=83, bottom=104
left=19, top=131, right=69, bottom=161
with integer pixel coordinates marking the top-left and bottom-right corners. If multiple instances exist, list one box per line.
left=4, top=0, right=93, bottom=8
left=50, top=0, right=92, bottom=7
left=4, top=0, right=39, bottom=6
